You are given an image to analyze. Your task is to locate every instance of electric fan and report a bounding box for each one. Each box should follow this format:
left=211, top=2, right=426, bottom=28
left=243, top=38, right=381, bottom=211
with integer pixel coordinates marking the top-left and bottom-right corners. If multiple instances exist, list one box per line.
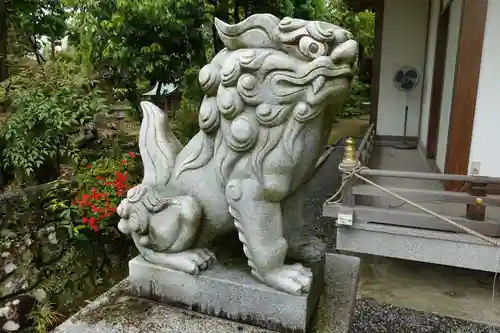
left=393, top=67, right=420, bottom=149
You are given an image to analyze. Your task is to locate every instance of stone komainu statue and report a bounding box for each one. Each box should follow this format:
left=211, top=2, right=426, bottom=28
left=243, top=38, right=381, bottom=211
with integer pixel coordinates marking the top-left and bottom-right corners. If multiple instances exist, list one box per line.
left=117, top=14, right=358, bottom=295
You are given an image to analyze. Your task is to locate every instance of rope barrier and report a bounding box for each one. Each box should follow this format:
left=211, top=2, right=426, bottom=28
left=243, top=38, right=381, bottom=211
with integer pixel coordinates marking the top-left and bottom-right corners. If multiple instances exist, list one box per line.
left=325, top=162, right=367, bottom=204
left=328, top=162, right=500, bottom=248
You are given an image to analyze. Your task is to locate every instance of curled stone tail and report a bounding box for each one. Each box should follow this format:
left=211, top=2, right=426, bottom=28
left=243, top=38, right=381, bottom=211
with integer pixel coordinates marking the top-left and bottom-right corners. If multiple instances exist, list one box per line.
left=139, top=101, right=183, bottom=186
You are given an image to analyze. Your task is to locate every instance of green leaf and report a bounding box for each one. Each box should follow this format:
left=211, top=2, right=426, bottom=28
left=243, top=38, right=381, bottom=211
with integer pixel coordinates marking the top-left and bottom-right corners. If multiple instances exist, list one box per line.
left=74, top=225, right=88, bottom=231
left=72, top=233, right=89, bottom=241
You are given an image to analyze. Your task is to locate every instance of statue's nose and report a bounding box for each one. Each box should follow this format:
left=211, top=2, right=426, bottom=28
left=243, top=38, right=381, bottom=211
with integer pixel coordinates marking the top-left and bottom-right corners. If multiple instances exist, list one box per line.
left=331, top=39, right=358, bottom=68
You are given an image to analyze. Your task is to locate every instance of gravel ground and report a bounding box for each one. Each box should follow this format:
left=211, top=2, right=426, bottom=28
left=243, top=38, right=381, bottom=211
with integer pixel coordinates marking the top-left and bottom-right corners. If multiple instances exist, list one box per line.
left=303, top=144, right=344, bottom=249
left=305, top=143, right=500, bottom=333
left=352, top=299, right=499, bottom=333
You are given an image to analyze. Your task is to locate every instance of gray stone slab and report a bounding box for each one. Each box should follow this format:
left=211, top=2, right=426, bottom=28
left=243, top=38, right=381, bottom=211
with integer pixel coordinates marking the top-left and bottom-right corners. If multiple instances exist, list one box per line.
left=336, top=221, right=500, bottom=272
left=128, top=255, right=325, bottom=333
left=51, top=253, right=360, bottom=333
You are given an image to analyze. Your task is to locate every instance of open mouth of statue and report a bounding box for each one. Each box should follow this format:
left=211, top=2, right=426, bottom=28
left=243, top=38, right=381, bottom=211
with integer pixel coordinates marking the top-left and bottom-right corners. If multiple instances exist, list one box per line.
left=271, top=64, right=353, bottom=98
left=311, top=66, right=352, bottom=94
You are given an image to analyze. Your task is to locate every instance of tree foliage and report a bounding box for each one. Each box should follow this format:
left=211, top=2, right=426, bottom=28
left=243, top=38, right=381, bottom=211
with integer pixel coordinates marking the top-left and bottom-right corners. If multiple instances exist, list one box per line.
left=1, top=58, right=107, bottom=183
left=0, top=0, right=375, bottom=186
left=6, top=0, right=68, bottom=63
left=327, top=0, right=375, bottom=55
left=66, top=0, right=208, bottom=86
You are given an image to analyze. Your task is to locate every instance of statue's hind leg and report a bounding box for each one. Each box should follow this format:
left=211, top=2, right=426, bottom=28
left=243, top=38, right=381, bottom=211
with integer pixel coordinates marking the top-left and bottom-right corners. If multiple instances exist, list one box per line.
left=225, top=177, right=313, bottom=295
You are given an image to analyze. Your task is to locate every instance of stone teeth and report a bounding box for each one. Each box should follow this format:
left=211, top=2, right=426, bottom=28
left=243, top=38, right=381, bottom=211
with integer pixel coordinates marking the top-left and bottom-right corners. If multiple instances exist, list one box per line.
left=312, top=75, right=325, bottom=94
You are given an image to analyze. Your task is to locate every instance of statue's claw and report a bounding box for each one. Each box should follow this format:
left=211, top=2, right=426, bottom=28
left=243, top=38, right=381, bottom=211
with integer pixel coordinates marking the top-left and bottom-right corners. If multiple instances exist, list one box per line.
left=253, top=263, right=313, bottom=296
left=163, top=248, right=217, bottom=275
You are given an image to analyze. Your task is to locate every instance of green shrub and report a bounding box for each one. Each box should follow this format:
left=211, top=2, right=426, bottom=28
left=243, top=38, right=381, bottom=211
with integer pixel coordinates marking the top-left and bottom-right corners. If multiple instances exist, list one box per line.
left=172, top=95, right=200, bottom=144
left=0, top=59, right=108, bottom=184
left=171, top=65, right=203, bottom=144
left=340, top=76, right=370, bottom=118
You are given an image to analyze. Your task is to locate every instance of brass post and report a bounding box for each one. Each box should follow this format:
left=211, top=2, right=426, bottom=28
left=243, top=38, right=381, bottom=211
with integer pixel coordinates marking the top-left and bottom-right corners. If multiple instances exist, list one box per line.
left=336, top=137, right=358, bottom=227
left=339, top=137, right=358, bottom=171
left=343, top=137, right=356, bottom=164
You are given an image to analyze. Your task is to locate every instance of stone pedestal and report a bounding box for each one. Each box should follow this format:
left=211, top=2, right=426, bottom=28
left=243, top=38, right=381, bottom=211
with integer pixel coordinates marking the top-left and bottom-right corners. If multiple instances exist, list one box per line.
left=52, top=253, right=360, bottom=333
left=129, top=256, right=324, bottom=333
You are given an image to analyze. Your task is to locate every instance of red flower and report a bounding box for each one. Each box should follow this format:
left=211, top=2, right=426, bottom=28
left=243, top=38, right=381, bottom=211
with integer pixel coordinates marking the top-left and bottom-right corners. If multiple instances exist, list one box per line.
left=114, top=172, right=128, bottom=191
left=88, top=217, right=99, bottom=231
left=79, top=193, right=91, bottom=207
left=87, top=164, right=92, bottom=169
left=73, top=156, right=137, bottom=234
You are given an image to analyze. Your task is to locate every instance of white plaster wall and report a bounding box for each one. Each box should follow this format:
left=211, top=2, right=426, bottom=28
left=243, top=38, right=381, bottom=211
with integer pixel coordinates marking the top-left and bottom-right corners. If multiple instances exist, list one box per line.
left=376, top=0, right=429, bottom=137
left=419, top=0, right=441, bottom=149
left=468, top=0, right=500, bottom=177
left=435, top=0, right=462, bottom=171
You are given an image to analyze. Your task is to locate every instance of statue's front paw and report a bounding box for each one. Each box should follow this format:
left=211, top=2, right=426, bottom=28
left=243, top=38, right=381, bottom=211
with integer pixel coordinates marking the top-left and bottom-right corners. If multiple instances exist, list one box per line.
left=166, top=249, right=217, bottom=275
left=118, top=214, right=147, bottom=236
left=117, top=199, right=150, bottom=236
left=253, top=263, right=313, bottom=296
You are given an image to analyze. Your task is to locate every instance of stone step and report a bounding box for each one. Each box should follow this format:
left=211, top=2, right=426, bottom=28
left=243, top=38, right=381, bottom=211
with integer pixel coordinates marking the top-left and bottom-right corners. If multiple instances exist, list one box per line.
left=336, top=221, right=499, bottom=272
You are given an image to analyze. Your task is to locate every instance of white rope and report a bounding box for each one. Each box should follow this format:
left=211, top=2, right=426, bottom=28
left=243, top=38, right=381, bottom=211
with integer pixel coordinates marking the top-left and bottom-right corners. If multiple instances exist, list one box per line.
left=325, top=163, right=367, bottom=204
left=331, top=162, right=500, bottom=248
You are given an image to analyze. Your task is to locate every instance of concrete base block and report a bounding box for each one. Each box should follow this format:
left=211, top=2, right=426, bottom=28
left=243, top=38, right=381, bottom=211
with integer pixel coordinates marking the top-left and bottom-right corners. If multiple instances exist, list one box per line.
left=52, top=253, right=360, bottom=333
left=128, top=255, right=324, bottom=333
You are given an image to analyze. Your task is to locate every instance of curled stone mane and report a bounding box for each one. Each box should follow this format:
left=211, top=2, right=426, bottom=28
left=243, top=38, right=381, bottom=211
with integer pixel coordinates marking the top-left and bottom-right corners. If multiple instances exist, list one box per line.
left=175, top=13, right=354, bottom=185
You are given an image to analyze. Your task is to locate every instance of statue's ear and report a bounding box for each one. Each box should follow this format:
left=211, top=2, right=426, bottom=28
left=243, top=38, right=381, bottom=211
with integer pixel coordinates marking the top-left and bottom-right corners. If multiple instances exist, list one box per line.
left=214, top=14, right=281, bottom=50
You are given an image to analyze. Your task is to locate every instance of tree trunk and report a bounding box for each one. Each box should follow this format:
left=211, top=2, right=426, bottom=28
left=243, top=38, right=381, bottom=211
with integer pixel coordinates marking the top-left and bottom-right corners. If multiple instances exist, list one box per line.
left=29, top=36, right=45, bottom=65
left=234, top=0, right=240, bottom=22
left=244, top=2, right=251, bottom=18
left=213, top=0, right=230, bottom=54
left=51, top=39, right=56, bottom=60
left=0, top=0, right=8, bottom=82
left=219, top=0, right=230, bottom=23
left=212, top=23, right=220, bottom=55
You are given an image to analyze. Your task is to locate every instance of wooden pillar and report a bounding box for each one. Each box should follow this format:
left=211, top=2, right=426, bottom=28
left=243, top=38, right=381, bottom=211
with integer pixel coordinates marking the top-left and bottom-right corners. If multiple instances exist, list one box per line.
left=444, top=0, right=488, bottom=191
left=426, top=5, right=450, bottom=159
left=369, top=0, right=384, bottom=126
left=465, top=182, right=487, bottom=221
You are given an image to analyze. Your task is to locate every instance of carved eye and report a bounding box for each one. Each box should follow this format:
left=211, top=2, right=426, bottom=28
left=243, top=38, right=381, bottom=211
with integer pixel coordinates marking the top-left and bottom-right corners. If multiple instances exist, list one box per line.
left=299, top=36, right=327, bottom=59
